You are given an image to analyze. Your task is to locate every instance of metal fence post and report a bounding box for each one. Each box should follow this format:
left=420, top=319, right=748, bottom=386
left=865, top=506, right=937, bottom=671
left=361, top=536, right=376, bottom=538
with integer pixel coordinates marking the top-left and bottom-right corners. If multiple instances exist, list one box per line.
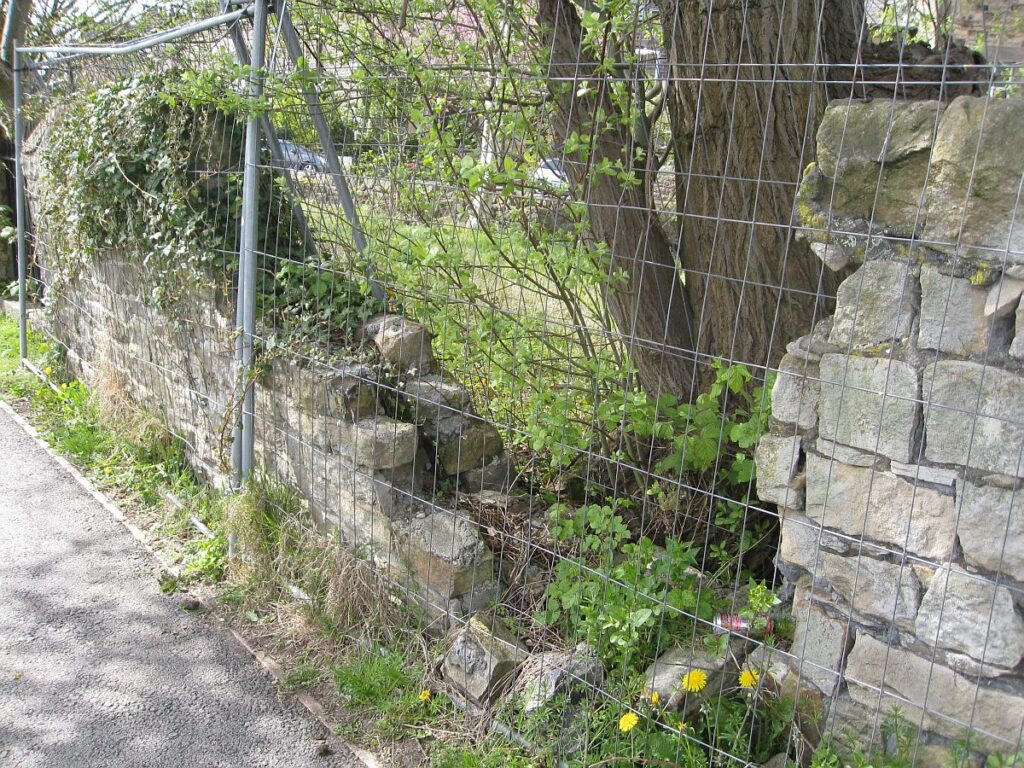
left=13, top=44, right=28, bottom=362
left=232, top=0, right=267, bottom=485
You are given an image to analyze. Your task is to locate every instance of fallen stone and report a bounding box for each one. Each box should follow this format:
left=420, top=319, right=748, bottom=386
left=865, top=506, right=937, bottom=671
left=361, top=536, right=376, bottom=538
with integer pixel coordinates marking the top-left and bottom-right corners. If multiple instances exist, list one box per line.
left=829, top=261, right=917, bottom=348
left=845, top=633, right=1024, bottom=753
left=771, top=354, right=820, bottom=431
left=923, top=96, right=1024, bottom=265
left=956, top=480, right=1024, bottom=579
left=804, top=454, right=957, bottom=560
left=818, top=551, right=921, bottom=629
left=442, top=613, right=528, bottom=704
left=918, top=264, right=1001, bottom=356
left=642, top=637, right=747, bottom=716
left=818, top=354, right=921, bottom=464
left=915, top=565, right=1024, bottom=673
left=922, top=361, right=1024, bottom=478
left=514, top=644, right=604, bottom=714
left=754, top=433, right=804, bottom=508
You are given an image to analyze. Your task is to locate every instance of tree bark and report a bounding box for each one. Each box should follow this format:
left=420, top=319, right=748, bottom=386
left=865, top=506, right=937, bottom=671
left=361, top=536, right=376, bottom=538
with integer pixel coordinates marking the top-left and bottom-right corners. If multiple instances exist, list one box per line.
left=660, top=0, right=859, bottom=376
left=538, top=0, right=698, bottom=402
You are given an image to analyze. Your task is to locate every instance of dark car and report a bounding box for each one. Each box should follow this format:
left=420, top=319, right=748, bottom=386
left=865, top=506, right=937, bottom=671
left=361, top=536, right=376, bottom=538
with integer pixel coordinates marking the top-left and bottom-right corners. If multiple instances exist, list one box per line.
left=274, top=140, right=329, bottom=173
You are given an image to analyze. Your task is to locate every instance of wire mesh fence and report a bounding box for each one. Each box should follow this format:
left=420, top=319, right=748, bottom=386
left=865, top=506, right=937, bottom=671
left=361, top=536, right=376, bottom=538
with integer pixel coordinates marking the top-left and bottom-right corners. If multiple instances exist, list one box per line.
left=10, top=0, right=1024, bottom=765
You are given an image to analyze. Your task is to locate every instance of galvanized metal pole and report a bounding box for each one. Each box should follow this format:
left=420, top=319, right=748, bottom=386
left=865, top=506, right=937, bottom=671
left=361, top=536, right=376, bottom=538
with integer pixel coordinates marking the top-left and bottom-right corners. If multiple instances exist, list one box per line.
left=275, top=3, right=385, bottom=302
left=239, top=0, right=267, bottom=481
left=13, top=44, right=28, bottom=362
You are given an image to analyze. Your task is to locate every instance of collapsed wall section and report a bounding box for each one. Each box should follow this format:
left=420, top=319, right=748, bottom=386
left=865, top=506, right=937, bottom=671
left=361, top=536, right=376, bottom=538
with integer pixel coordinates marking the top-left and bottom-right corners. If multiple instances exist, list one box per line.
left=755, top=95, right=1024, bottom=757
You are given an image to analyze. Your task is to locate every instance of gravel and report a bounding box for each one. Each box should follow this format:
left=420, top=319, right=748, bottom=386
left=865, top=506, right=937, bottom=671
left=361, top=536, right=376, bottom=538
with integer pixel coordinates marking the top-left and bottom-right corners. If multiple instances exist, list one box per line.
left=0, top=406, right=361, bottom=767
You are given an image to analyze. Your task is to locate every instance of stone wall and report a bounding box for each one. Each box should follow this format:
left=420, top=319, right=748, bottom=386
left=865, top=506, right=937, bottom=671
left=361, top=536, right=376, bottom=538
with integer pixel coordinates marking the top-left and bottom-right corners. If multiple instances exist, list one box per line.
left=37, top=254, right=510, bottom=628
left=755, top=94, right=1024, bottom=758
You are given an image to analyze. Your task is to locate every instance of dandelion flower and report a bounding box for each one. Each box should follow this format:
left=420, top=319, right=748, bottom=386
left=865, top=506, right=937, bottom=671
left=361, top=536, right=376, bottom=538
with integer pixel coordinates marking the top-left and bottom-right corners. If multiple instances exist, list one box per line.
left=44, top=367, right=52, bottom=376
left=678, top=720, right=689, bottom=732
left=418, top=689, right=431, bottom=702
left=681, top=669, right=708, bottom=693
left=738, top=668, right=760, bottom=689
left=618, top=712, right=639, bottom=733
left=650, top=690, right=661, bottom=707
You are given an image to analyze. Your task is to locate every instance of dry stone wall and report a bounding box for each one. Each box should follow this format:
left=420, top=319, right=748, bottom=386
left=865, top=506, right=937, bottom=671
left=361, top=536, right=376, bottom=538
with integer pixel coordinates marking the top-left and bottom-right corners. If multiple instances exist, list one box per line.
left=38, top=254, right=510, bottom=629
left=755, top=94, right=1024, bottom=757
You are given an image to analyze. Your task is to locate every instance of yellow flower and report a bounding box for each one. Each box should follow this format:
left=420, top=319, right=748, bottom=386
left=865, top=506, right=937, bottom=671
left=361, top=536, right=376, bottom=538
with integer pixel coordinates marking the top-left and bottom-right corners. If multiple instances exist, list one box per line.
left=678, top=720, right=689, bottom=732
left=618, top=712, right=639, bottom=733
left=738, top=668, right=760, bottom=689
left=681, top=669, right=708, bottom=693
left=43, top=367, right=52, bottom=376
left=650, top=690, right=661, bottom=707
left=418, top=689, right=431, bottom=702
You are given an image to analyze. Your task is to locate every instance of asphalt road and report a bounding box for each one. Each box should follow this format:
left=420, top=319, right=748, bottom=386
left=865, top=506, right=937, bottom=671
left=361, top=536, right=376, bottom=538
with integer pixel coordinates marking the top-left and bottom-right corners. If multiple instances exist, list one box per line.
left=0, top=405, right=360, bottom=768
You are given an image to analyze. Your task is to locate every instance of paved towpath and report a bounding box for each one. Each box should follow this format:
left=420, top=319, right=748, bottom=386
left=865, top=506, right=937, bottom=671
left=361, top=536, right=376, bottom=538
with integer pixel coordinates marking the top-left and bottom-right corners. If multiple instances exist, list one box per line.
left=0, top=405, right=361, bottom=768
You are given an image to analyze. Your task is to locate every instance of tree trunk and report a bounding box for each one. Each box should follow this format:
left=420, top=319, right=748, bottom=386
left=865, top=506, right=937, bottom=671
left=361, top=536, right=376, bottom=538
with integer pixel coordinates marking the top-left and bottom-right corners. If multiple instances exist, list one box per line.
left=538, top=0, right=698, bottom=402
left=660, top=0, right=859, bottom=375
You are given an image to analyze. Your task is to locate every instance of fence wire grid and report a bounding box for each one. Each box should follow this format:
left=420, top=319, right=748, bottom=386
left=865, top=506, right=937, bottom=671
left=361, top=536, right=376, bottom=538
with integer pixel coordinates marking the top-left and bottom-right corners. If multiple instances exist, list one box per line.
left=9, top=0, right=1024, bottom=766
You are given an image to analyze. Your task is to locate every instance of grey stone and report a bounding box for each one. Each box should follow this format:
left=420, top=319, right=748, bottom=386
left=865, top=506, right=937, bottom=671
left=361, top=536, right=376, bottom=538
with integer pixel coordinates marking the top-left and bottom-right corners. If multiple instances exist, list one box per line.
left=328, top=417, right=418, bottom=470
left=785, top=318, right=840, bottom=363
left=431, top=416, right=504, bottom=476
left=401, top=374, right=475, bottom=424
left=818, top=551, right=921, bottom=629
left=762, top=754, right=790, bottom=768
left=916, top=565, right=1024, bottom=673
left=514, top=644, right=604, bottom=713
left=845, top=633, right=1024, bottom=753
left=888, top=460, right=958, bottom=489
left=817, top=100, right=944, bottom=231
left=442, top=613, right=528, bottom=704
left=918, top=265, right=996, bottom=356
left=642, top=637, right=747, bottom=716
left=459, top=451, right=515, bottom=492
left=804, top=454, right=957, bottom=560
left=985, top=277, right=1024, bottom=319
left=957, top=481, right=1024, bottom=579
left=818, top=354, right=921, bottom=464
left=754, top=433, right=804, bottom=508
left=922, top=361, right=1024, bottom=478
left=1010, top=300, right=1024, bottom=360
left=811, top=241, right=853, bottom=272
left=829, top=261, right=917, bottom=348
left=815, top=438, right=882, bottom=468
left=790, top=587, right=851, bottom=695
left=779, top=512, right=851, bottom=576
left=745, top=644, right=793, bottom=688
left=365, top=314, right=437, bottom=373
left=923, top=96, right=1024, bottom=265
left=771, top=354, right=820, bottom=430
left=399, top=510, right=492, bottom=599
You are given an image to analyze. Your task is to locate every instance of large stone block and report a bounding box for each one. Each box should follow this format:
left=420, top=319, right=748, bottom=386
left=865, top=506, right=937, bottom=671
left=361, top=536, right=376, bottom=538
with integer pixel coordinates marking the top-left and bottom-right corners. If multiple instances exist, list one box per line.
left=771, top=354, right=820, bottom=430
left=923, top=96, right=1024, bottom=265
left=790, top=587, right=851, bottom=696
left=642, top=637, right=747, bottom=716
left=922, top=361, right=1024, bottom=478
left=957, top=481, right=1024, bottom=580
left=398, top=509, right=492, bottom=599
left=816, top=100, right=944, bottom=231
left=431, top=416, right=504, bottom=477
left=818, top=551, right=921, bottom=629
left=804, top=454, right=957, bottom=560
left=328, top=417, right=419, bottom=470
left=514, top=645, right=604, bottom=714
left=818, top=354, right=921, bottom=464
left=779, top=512, right=851, bottom=576
left=754, top=434, right=804, bottom=508
left=829, top=261, right=917, bottom=347
left=918, top=265, right=1002, bottom=355
left=916, top=566, right=1024, bottom=674
left=364, top=314, right=437, bottom=373
left=845, top=634, right=1024, bottom=753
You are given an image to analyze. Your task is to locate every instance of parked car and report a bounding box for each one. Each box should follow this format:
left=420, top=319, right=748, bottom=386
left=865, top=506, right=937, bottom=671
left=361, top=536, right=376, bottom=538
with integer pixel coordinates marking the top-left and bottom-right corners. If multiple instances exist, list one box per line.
left=532, top=157, right=570, bottom=189
left=274, top=140, right=329, bottom=173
